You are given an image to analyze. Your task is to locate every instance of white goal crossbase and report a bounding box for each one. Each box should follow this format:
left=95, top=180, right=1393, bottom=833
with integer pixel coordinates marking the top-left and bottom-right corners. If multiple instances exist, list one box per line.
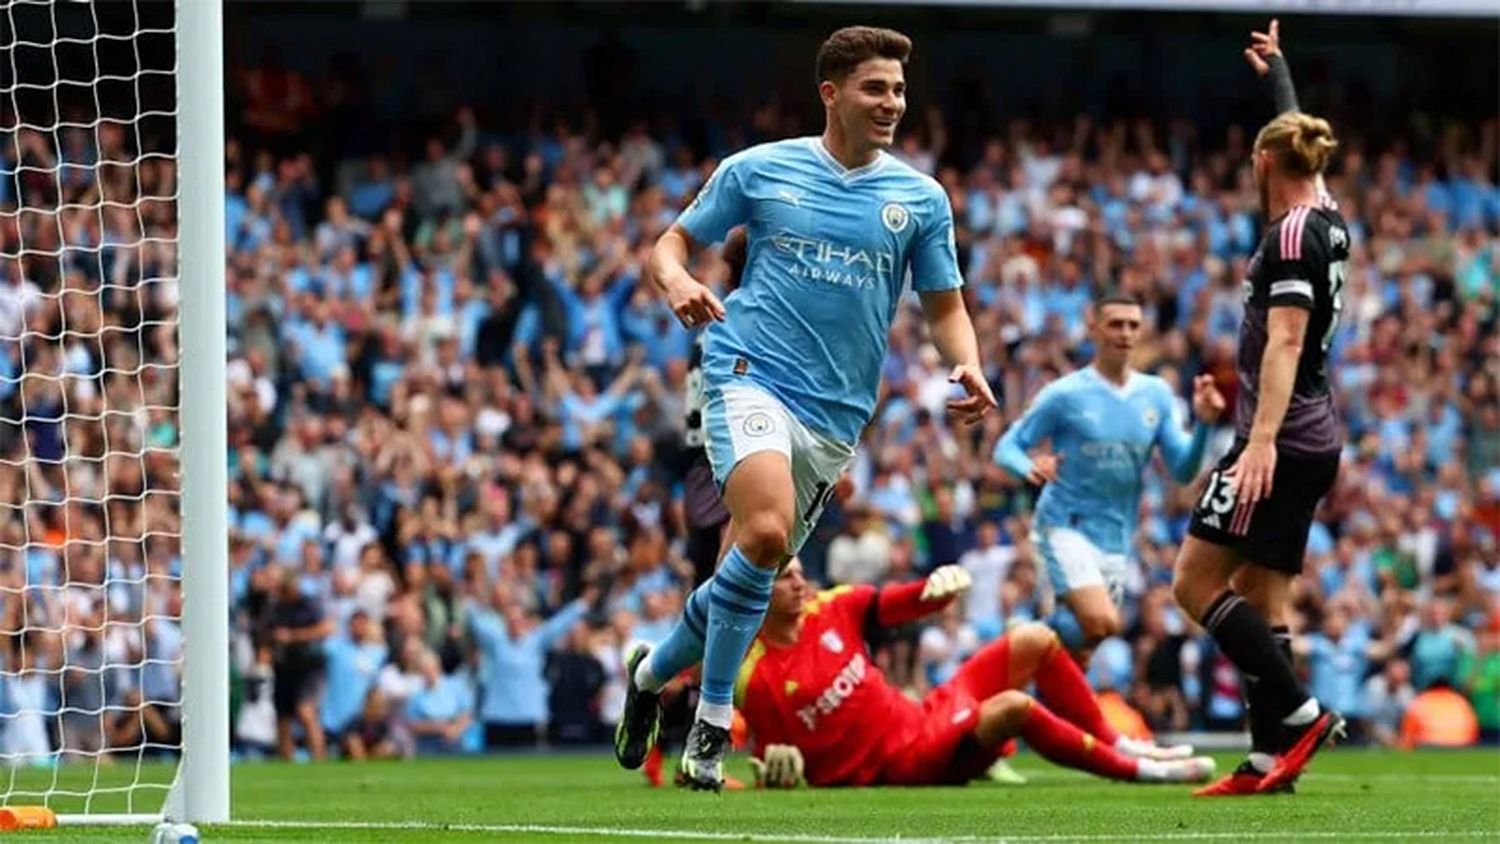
left=0, top=0, right=226, bottom=827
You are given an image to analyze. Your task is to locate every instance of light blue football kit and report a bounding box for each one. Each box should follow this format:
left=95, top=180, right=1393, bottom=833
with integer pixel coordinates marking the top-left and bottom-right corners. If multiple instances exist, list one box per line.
left=993, top=367, right=1209, bottom=646
left=647, top=137, right=963, bottom=713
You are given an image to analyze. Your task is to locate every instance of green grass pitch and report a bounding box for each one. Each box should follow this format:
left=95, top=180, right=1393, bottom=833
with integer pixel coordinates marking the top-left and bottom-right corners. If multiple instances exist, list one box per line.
left=8, top=749, right=1499, bottom=842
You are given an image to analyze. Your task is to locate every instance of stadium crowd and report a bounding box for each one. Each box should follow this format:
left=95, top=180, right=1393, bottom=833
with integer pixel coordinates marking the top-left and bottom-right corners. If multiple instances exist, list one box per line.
left=0, top=54, right=1497, bottom=765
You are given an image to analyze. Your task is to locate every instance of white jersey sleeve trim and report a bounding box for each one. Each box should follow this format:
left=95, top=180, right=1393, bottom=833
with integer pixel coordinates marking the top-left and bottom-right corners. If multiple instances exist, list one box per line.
left=1270, top=279, right=1314, bottom=300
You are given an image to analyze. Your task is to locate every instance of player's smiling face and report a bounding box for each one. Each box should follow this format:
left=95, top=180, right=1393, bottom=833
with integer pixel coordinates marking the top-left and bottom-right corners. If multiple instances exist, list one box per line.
left=829, top=58, right=906, bottom=150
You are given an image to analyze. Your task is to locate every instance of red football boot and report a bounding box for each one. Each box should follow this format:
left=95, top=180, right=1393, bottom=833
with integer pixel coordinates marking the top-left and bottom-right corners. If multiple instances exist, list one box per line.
left=643, top=744, right=665, bottom=788
left=1257, top=710, right=1346, bottom=793
left=1193, top=761, right=1295, bottom=797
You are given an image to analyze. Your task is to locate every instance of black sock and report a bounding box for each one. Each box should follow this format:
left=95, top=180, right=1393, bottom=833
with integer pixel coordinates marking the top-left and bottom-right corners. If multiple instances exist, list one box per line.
left=1246, top=625, right=1296, bottom=755
left=1201, top=592, right=1306, bottom=721
left=1272, top=625, right=1294, bottom=668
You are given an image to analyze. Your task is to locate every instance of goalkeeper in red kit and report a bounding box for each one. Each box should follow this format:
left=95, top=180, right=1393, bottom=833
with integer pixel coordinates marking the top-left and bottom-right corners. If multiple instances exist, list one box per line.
left=736, top=560, right=1217, bottom=788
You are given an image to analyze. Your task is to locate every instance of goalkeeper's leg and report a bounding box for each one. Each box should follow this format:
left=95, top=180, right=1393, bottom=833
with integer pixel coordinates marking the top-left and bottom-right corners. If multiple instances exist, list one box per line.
left=1032, top=534, right=1196, bottom=761
left=957, top=623, right=1193, bottom=762
left=973, top=690, right=1214, bottom=784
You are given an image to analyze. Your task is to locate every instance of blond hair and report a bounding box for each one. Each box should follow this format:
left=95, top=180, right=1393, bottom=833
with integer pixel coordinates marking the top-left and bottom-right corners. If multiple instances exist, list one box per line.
left=1255, top=111, right=1338, bottom=177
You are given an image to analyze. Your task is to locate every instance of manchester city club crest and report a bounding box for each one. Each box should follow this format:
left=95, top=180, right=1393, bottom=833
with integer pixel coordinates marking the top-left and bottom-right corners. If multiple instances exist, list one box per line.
left=1142, top=408, right=1159, bottom=428
left=880, top=202, right=909, bottom=233
left=743, top=411, right=774, bottom=437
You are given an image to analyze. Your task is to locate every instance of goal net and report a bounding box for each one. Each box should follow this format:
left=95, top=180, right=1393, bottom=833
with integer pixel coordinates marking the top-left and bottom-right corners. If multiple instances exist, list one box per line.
left=0, top=0, right=226, bottom=825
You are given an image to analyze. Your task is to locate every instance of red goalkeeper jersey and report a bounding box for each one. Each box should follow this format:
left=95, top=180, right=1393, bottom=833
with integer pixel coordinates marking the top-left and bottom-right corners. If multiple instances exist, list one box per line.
left=734, top=582, right=949, bottom=787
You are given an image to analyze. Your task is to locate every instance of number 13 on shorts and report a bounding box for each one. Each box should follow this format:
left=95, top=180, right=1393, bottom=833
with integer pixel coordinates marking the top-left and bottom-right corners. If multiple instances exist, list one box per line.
left=1195, top=469, right=1256, bottom=537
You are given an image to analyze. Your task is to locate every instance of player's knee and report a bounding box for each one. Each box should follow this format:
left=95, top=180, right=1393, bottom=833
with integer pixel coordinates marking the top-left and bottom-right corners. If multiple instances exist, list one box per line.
left=1076, top=609, right=1120, bottom=646
left=979, top=690, right=1034, bottom=737
left=1230, top=567, right=1286, bottom=618
left=1170, top=570, right=1205, bottom=619
left=1012, top=622, right=1060, bottom=657
left=737, top=511, right=791, bottom=567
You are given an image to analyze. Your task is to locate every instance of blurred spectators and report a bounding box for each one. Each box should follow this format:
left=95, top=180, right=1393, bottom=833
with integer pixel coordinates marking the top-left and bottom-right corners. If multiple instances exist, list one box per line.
left=1363, top=658, right=1416, bottom=747
left=405, top=649, right=474, bottom=756
left=265, top=569, right=335, bottom=760
left=1459, top=612, right=1500, bottom=743
left=1409, top=597, right=1477, bottom=691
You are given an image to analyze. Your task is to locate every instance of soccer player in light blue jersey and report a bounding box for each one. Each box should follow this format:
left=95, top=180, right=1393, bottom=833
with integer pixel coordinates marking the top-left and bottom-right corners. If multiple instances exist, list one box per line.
left=612, top=26, right=997, bottom=791
left=994, top=291, right=1225, bottom=667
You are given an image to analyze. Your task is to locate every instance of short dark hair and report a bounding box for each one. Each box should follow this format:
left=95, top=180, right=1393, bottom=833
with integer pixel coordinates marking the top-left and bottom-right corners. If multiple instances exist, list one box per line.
left=1094, top=290, right=1141, bottom=310
left=816, top=26, right=912, bottom=85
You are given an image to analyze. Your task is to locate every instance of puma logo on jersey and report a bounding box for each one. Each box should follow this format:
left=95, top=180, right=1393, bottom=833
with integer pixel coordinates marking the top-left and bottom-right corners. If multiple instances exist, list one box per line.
left=776, top=188, right=803, bottom=207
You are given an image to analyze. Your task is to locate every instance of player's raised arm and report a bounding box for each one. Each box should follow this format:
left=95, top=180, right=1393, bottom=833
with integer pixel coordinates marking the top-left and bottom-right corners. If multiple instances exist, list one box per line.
left=865, top=567, right=972, bottom=628
left=1245, top=19, right=1299, bottom=115
left=1245, top=19, right=1332, bottom=203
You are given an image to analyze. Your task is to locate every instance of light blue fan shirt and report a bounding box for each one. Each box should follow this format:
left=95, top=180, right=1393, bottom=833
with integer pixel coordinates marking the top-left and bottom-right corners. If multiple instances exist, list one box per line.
left=993, top=367, right=1209, bottom=554
left=676, top=137, right=962, bottom=444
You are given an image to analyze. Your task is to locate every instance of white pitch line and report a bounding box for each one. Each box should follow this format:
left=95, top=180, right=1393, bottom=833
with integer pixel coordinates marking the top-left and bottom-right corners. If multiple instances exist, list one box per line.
left=1010, top=770, right=1500, bottom=784
left=224, top=820, right=1500, bottom=843
left=226, top=821, right=954, bottom=843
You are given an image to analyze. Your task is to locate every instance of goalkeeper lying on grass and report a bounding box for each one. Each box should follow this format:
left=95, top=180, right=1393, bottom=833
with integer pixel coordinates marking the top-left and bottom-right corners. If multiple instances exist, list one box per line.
left=736, top=559, right=1217, bottom=788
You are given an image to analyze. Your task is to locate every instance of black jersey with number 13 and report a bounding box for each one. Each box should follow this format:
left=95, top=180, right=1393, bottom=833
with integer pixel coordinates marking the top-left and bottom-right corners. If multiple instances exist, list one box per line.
left=1236, top=202, right=1349, bottom=456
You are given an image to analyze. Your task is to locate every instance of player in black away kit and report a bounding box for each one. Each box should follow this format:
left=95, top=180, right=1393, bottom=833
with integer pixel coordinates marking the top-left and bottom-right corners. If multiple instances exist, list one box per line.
left=1172, top=20, right=1349, bottom=797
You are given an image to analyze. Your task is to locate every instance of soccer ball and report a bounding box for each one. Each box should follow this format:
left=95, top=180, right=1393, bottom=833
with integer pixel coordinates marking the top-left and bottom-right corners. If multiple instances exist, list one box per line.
left=149, top=821, right=200, bottom=844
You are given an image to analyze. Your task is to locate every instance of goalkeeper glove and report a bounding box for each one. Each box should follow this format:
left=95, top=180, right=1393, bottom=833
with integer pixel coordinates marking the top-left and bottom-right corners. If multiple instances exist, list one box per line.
left=749, top=744, right=805, bottom=789
left=920, top=565, right=972, bottom=602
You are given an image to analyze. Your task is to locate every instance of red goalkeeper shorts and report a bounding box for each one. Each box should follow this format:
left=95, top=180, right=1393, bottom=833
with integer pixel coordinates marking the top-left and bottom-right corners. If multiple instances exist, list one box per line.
left=878, top=636, right=1016, bottom=786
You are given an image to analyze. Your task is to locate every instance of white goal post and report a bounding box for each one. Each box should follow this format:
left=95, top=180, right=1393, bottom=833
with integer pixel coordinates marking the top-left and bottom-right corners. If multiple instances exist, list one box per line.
left=0, top=0, right=227, bottom=827
left=176, top=0, right=230, bottom=825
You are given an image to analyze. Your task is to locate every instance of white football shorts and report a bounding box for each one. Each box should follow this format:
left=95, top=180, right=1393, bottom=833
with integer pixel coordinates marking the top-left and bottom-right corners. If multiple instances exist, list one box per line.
left=702, top=381, right=856, bottom=556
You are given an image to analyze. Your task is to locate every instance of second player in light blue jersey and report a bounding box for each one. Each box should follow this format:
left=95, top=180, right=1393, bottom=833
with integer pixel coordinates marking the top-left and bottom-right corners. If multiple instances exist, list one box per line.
left=994, top=292, right=1225, bottom=662
left=613, top=26, right=997, bottom=791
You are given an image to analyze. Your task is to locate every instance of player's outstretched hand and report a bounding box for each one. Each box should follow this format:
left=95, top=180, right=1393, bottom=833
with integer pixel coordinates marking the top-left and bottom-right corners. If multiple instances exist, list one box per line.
left=1028, top=452, right=1061, bottom=486
left=1226, top=439, right=1277, bottom=505
left=946, top=364, right=999, bottom=425
left=665, top=274, right=726, bottom=329
left=750, top=744, right=805, bottom=789
left=1244, top=18, right=1282, bottom=76
left=1192, top=374, right=1227, bottom=424
left=921, top=565, right=973, bottom=602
